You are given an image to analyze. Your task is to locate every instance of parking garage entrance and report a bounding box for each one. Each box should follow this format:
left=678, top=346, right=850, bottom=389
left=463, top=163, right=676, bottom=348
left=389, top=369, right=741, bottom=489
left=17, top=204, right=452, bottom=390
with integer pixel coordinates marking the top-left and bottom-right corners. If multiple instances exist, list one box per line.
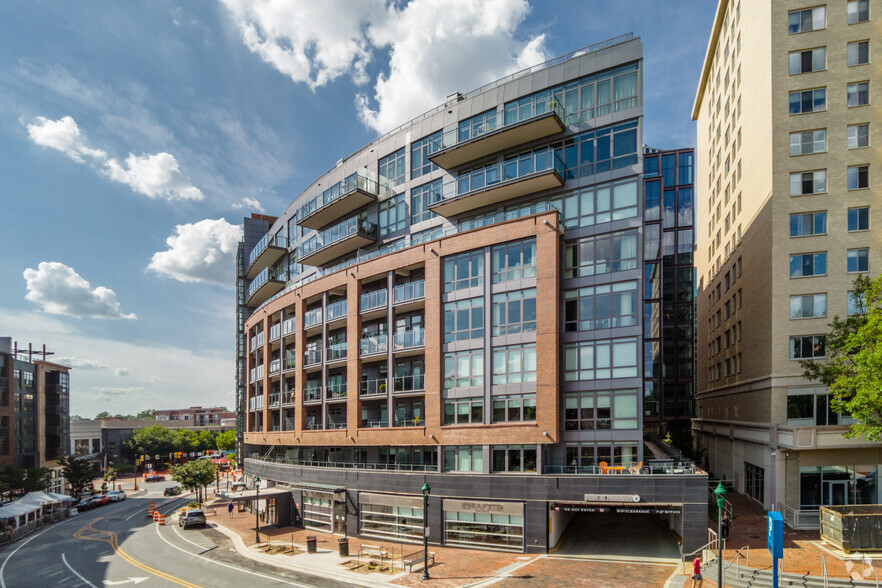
left=549, top=501, right=682, bottom=561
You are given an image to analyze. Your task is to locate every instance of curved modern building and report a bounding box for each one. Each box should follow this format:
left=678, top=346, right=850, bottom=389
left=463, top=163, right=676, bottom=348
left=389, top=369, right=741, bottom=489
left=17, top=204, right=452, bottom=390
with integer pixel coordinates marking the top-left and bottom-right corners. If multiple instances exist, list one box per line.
left=236, top=34, right=706, bottom=554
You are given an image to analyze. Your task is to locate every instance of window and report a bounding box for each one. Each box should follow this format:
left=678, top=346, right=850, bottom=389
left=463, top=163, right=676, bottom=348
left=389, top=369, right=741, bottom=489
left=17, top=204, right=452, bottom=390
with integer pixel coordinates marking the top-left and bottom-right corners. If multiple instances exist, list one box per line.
left=790, top=211, right=826, bottom=236
left=848, top=207, right=870, bottom=232
left=789, top=88, right=826, bottom=114
left=564, top=281, right=638, bottom=332
left=848, top=165, right=869, bottom=189
left=564, top=337, right=638, bottom=381
left=788, top=7, right=825, bottom=33
left=790, top=170, right=826, bottom=195
left=492, top=446, right=537, bottom=472
left=379, top=193, right=407, bottom=237
left=848, top=291, right=866, bottom=315
left=444, top=251, right=483, bottom=293
left=788, top=48, right=826, bottom=74
left=411, top=132, right=439, bottom=178
left=443, top=397, right=483, bottom=425
left=563, top=178, right=639, bottom=229
left=789, top=130, right=826, bottom=155
left=744, top=462, right=765, bottom=504
left=492, top=344, right=536, bottom=385
left=790, top=252, right=827, bottom=277
left=458, top=109, right=497, bottom=143
left=848, top=41, right=870, bottom=66
left=564, top=230, right=638, bottom=278
left=790, top=335, right=825, bottom=359
left=443, top=350, right=483, bottom=388
left=565, top=392, right=606, bottom=430
left=848, top=0, right=869, bottom=23
left=492, top=238, right=536, bottom=283
left=848, top=82, right=869, bottom=107
left=411, top=180, right=440, bottom=224
left=848, top=124, right=869, bottom=149
left=848, top=248, right=869, bottom=273
left=491, top=394, right=537, bottom=422
left=378, top=148, right=406, bottom=191
left=444, top=298, right=484, bottom=342
left=492, top=288, right=537, bottom=336
left=443, top=446, right=483, bottom=472
left=790, top=293, right=826, bottom=319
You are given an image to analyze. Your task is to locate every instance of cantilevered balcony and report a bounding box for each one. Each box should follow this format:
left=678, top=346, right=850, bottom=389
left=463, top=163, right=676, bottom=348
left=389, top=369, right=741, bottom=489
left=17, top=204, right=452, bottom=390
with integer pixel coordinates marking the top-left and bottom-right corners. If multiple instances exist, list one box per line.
left=298, top=217, right=378, bottom=267
left=246, top=233, right=288, bottom=279
left=428, top=101, right=565, bottom=169
left=428, top=149, right=564, bottom=218
left=297, top=171, right=378, bottom=230
left=246, top=268, right=285, bottom=308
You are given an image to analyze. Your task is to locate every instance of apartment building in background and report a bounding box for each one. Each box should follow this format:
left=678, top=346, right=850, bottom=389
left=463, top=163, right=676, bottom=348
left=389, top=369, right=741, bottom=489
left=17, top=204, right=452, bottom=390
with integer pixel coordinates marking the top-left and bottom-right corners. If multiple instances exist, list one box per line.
left=692, top=0, right=881, bottom=526
left=238, top=36, right=707, bottom=554
left=154, top=406, right=235, bottom=427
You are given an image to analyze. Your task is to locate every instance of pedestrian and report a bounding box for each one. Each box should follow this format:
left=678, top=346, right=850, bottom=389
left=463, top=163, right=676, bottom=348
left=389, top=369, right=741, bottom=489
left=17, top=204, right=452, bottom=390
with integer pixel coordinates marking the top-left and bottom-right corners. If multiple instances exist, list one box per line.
left=722, top=511, right=730, bottom=540
left=691, top=557, right=703, bottom=587
left=227, top=501, right=234, bottom=518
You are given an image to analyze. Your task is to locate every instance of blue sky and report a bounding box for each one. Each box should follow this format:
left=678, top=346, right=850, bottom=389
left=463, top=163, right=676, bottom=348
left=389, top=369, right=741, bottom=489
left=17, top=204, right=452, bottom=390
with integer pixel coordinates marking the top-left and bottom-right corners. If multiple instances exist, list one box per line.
left=0, top=1, right=716, bottom=418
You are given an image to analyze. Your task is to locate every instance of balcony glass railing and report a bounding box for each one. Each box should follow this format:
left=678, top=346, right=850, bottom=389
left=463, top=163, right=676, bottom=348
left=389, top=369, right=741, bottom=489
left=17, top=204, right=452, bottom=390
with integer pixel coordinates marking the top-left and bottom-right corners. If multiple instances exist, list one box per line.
left=326, top=299, right=347, bottom=321
left=299, top=217, right=378, bottom=259
left=393, top=328, right=425, bottom=350
left=359, top=334, right=387, bottom=356
left=304, top=308, right=323, bottom=329
left=248, top=232, right=288, bottom=269
left=282, top=390, right=296, bottom=405
left=360, top=289, right=387, bottom=313
left=248, top=267, right=284, bottom=299
left=281, top=317, right=296, bottom=336
left=248, top=396, right=264, bottom=411
left=269, top=323, right=281, bottom=341
left=360, top=378, right=387, bottom=397
left=303, top=388, right=322, bottom=403
left=250, top=331, right=264, bottom=352
left=249, top=365, right=264, bottom=383
left=326, top=383, right=347, bottom=399
left=361, top=419, right=389, bottom=428
left=297, top=170, right=378, bottom=222
left=327, top=342, right=347, bottom=362
left=393, top=374, right=425, bottom=393
left=395, top=417, right=424, bottom=427
left=268, top=393, right=280, bottom=407
left=305, top=422, right=324, bottom=430
left=283, top=353, right=296, bottom=371
left=269, top=359, right=281, bottom=375
left=393, top=280, right=425, bottom=304
left=304, top=349, right=322, bottom=366
left=326, top=421, right=347, bottom=430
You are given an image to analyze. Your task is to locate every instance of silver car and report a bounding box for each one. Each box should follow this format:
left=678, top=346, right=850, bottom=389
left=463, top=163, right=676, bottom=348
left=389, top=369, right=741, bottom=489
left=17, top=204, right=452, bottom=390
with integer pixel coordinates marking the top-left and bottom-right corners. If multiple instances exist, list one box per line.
left=105, top=490, right=126, bottom=502
left=179, top=510, right=206, bottom=529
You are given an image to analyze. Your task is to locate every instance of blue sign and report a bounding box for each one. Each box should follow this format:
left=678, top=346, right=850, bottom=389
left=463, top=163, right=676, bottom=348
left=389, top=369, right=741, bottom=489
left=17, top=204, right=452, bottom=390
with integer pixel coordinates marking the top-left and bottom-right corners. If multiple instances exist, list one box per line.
left=767, top=511, right=783, bottom=558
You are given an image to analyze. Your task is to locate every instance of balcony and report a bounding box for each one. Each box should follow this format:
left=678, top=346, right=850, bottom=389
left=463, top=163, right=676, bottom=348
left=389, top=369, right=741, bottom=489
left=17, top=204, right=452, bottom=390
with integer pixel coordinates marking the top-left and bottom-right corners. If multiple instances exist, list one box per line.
left=269, top=359, right=281, bottom=376
left=393, top=328, right=425, bottom=353
left=361, top=419, right=389, bottom=429
left=326, top=420, right=347, bottom=430
left=250, top=332, right=264, bottom=353
left=428, top=150, right=564, bottom=218
left=326, top=299, right=347, bottom=323
left=428, top=101, right=565, bottom=169
left=283, top=354, right=297, bottom=372
left=246, top=232, right=288, bottom=279
left=303, top=388, right=322, bottom=403
left=282, top=390, right=296, bottom=405
left=394, top=417, right=424, bottom=427
left=360, top=377, right=387, bottom=398
left=297, top=171, right=379, bottom=230
left=326, top=342, right=347, bottom=363
left=304, top=349, right=322, bottom=368
left=326, top=383, right=347, bottom=400
left=360, top=288, right=387, bottom=318
left=393, top=374, right=425, bottom=395
left=305, top=422, right=324, bottom=430
left=393, top=280, right=424, bottom=305
left=248, top=396, right=264, bottom=411
left=269, top=323, right=281, bottom=342
left=298, top=217, right=378, bottom=267
left=359, top=334, right=388, bottom=357
left=303, top=307, right=323, bottom=334
left=281, top=317, right=296, bottom=336
left=246, top=268, right=285, bottom=308
left=249, top=365, right=264, bottom=383
left=268, top=393, right=280, bottom=408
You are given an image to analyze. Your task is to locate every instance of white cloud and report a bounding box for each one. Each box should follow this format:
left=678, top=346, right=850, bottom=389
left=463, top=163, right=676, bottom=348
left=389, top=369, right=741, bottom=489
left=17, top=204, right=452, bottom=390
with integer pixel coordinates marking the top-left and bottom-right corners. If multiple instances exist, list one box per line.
left=115, top=367, right=129, bottom=376
left=25, top=115, right=202, bottom=202
left=23, top=262, right=137, bottom=320
left=26, top=115, right=107, bottom=163
left=96, top=386, right=145, bottom=396
left=232, top=196, right=265, bottom=213
left=104, top=152, right=203, bottom=201
left=221, top=0, right=547, bottom=134
left=54, top=357, right=109, bottom=370
left=148, top=219, right=243, bottom=288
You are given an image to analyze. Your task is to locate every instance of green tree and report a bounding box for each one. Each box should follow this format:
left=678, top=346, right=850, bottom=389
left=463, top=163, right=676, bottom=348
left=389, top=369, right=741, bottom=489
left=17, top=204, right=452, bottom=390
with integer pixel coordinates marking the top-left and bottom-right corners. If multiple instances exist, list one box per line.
left=801, top=275, right=882, bottom=440
left=215, top=430, right=236, bottom=451
left=124, top=424, right=178, bottom=457
left=59, top=455, right=95, bottom=496
left=169, top=460, right=216, bottom=504
left=95, top=411, right=111, bottom=419
left=0, top=467, right=53, bottom=497
left=70, top=415, right=84, bottom=421
left=135, top=409, right=155, bottom=421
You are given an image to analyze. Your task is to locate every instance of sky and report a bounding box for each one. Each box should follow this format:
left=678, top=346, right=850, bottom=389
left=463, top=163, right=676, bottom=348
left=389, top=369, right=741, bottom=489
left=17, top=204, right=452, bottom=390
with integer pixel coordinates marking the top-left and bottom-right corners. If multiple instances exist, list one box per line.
left=0, top=1, right=717, bottom=419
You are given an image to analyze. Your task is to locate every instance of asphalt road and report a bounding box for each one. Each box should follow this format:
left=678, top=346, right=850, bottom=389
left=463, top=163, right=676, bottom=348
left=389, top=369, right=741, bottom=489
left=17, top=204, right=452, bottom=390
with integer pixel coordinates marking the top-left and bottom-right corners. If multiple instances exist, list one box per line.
left=0, top=483, right=356, bottom=588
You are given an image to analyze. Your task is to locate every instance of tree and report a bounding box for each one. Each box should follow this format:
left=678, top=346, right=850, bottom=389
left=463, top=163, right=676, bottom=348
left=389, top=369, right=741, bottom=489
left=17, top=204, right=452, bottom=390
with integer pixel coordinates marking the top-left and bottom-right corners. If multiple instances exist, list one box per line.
left=135, top=409, right=155, bottom=421
left=170, top=460, right=216, bottom=504
left=124, top=424, right=178, bottom=457
left=801, top=275, right=882, bottom=440
left=95, top=411, right=111, bottom=419
left=0, top=466, right=52, bottom=498
left=70, top=415, right=84, bottom=422
left=59, top=455, right=95, bottom=496
left=215, top=430, right=236, bottom=451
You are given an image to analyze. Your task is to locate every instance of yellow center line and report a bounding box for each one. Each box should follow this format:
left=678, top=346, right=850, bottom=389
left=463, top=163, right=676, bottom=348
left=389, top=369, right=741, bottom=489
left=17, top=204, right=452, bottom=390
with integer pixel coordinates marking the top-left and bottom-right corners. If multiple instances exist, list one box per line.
left=74, top=518, right=204, bottom=588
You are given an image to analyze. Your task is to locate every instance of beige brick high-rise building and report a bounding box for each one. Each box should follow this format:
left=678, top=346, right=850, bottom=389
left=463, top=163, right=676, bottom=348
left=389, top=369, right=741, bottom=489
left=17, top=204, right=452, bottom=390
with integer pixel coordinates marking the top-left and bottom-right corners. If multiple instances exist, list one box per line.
left=692, top=0, right=881, bottom=525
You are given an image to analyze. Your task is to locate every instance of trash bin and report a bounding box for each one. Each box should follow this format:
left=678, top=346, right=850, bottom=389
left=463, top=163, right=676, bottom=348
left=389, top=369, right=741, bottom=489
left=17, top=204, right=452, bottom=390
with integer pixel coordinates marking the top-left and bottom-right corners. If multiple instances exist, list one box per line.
left=338, top=537, right=349, bottom=557
left=306, top=535, right=317, bottom=554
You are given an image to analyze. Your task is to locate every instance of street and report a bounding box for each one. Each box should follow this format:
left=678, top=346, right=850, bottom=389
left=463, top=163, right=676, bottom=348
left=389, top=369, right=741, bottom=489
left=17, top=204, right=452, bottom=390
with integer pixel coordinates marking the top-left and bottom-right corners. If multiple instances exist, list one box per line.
left=0, top=483, right=355, bottom=588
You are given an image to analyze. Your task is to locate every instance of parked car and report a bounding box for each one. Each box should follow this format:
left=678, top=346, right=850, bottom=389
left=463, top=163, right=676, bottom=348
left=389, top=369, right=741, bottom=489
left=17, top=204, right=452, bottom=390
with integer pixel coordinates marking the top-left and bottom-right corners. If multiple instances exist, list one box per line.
left=179, top=510, right=206, bottom=529
left=106, top=490, right=126, bottom=502
left=74, top=498, right=94, bottom=511
left=145, top=474, right=165, bottom=482
left=163, top=486, right=182, bottom=496
left=95, top=495, right=111, bottom=506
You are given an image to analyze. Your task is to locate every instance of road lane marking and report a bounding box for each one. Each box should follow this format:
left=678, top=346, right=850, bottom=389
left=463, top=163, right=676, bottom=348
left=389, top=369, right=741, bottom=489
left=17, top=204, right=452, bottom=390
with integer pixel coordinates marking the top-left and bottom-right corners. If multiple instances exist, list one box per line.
left=74, top=519, right=203, bottom=588
left=0, top=525, right=55, bottom=588
left=61, top=553, right=99, bottom=588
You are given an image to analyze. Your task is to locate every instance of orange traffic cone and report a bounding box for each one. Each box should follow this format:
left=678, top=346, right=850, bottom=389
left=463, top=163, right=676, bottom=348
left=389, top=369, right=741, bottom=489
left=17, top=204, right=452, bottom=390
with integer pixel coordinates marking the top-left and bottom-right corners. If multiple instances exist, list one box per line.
left=157, top=514, right=165, bottom=526
left=153, top=510, right=160, bottom=522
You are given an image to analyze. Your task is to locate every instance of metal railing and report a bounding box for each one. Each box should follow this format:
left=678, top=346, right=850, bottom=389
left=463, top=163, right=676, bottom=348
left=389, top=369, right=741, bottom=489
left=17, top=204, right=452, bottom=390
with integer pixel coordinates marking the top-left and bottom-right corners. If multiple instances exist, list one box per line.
left=298, top=217, right=378, bottom=259
left=304, top=349, right=322, bottom=367
left=393, top=328, right=425, bottom=350
left=281, top=317, right=296, bottom=336
left=393, top=374, right=425, bottom=393
left=249, top=365, right=264, bottom=383
left=326, top=299, right=347, bottom=321
left=269, top=359, right=281, bottom=375
left=305, top=422, right=324, bottom=430
left=304, top=308, right=323, bottom=328
left=247, top=267, right=284, bottom=300
left=326, top=383, right=347, bottom=399
left=250, top=332, right=264, bottom=352
left=361, top=419, right=389, bottom=428
left=326, top=343, right=347, bottom=362
left=282, top=391, right=296, bottom=405
left=248, top=232, right=287, bottom=269
left=777, top=502, right=821, bottom=530
left=269, top=323, right=281, bottom=341
left=393, top=280, right=425, bottom=304
left=303, top=388, right=322, bottom=403
left=360, top=334, right=387, bottom=356
left=360, top=289, right=387, bottom=312
left=326, top=421, right=347, bottom=430
left=283, top=355, right=296, bottom=371
left=394, top=417, right=424, bottom=427
left=360, top=378, right=387, bottom=397
left=268, top=394, right=280, bottom=408
left=722, top=545, right=750, bottom=584
left=297, top=169, right=377, bottom=221
left=249, top=456, right=436, bottom=472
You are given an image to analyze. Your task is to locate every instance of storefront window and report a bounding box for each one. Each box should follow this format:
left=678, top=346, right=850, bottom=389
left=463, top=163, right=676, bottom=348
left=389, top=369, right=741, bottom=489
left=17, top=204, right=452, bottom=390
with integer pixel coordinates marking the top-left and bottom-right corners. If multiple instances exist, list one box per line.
left=800, top=465, right=880, bottom=509
left=359, top=493, right=424, bottom=544
left=443, top=500, right=524, bottom=551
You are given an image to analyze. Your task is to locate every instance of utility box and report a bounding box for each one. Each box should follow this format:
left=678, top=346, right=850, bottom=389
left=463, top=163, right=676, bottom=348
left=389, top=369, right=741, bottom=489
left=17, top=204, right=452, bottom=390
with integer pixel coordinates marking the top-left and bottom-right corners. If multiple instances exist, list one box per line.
left=820, top=505, right=882, bottom=553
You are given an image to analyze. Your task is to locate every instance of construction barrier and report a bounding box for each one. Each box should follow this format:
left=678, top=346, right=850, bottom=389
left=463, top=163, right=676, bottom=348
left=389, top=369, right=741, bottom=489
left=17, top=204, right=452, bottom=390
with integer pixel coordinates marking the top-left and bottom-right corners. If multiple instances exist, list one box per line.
left=153, top=511, right=160, bottom=522
left=156, top=514, right=165, bottom=526
left=147, top=501, right=156, bottom=517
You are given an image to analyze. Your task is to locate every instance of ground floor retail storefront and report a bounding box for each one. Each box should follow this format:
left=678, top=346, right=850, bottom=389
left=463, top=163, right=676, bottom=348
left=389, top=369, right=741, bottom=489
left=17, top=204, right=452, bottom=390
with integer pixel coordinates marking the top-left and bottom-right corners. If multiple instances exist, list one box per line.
left=243, top=457, right=707, bottom=554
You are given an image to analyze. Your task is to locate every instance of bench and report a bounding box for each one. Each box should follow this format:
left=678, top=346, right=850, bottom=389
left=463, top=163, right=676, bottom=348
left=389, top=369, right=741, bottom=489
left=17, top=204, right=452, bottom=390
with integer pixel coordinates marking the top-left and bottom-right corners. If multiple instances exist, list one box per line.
left=359, top=544, right=388, bottom=560
left=403, top=550, right=435, bottom=573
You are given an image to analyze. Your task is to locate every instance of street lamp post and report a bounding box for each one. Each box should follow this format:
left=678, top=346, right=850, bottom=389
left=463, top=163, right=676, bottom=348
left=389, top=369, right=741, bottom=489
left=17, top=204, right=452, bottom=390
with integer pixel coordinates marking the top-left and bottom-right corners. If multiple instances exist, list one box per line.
left=714, top=481, right=727, bottom=587
left=255, top=476, right=261, bottom=545
left=421, top=482, right=431, bottom=581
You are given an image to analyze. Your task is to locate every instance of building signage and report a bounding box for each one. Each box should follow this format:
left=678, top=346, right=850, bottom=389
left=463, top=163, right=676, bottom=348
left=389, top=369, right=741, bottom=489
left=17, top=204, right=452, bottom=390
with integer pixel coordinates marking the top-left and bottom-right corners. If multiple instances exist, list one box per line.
left=583, top=493, right=640, bottom=503
left=444, top=499, right=522, bottom=516
left=553, top=504, right=678, bottom=515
